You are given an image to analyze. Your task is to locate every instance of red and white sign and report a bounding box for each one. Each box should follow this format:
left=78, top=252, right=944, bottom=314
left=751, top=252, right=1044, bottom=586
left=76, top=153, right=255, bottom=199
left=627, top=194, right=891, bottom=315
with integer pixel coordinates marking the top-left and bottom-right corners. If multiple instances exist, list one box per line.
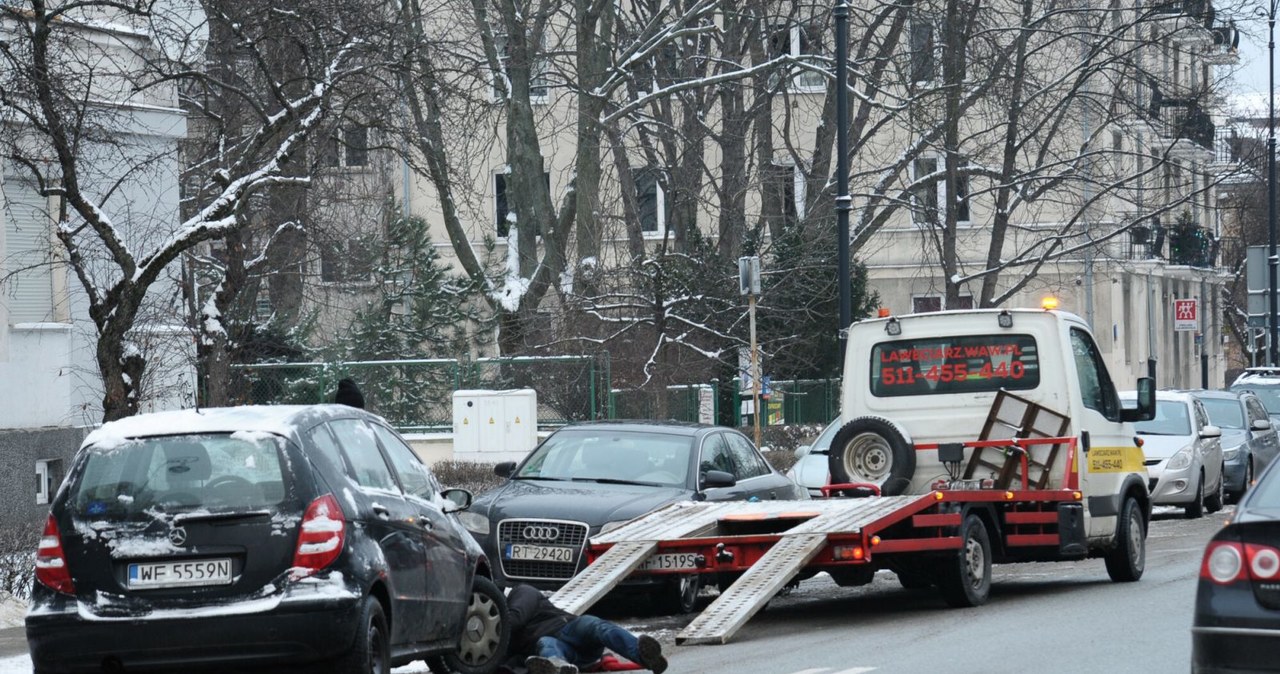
left=1173, top=298, right=1198, bottom=332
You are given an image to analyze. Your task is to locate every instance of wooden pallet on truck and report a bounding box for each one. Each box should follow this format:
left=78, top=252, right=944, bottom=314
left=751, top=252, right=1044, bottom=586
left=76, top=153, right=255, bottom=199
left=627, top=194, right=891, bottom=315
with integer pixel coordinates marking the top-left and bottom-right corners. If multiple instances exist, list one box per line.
left=550, top=436, right=1083, bottom=646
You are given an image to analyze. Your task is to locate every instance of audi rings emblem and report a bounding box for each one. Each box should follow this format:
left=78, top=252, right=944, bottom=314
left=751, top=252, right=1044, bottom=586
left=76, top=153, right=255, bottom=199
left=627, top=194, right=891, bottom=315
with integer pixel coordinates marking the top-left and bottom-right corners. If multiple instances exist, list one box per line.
left=522, top=525, right=561, bottom=542
left=168, top=527, right=188, bottom=546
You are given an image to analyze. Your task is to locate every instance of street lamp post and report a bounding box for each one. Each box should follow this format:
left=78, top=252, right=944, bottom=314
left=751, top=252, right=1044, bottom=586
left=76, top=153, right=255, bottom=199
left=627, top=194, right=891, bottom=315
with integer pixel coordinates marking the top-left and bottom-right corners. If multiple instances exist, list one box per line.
left=1269, top=1, right=1278, bottom=366
left=835, top=0, right=852, bottom=366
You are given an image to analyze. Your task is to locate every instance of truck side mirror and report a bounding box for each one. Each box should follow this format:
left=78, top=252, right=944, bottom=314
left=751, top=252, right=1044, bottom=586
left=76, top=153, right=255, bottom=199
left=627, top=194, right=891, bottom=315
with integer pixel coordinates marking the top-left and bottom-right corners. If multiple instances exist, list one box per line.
left=1121, top=377, right=1157, bottom=422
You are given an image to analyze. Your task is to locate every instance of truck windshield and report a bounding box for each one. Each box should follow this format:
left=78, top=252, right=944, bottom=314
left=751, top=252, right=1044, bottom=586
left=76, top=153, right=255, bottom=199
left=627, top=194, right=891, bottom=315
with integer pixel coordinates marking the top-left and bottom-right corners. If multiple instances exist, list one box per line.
left=870, top=334, right=1040, bottom=397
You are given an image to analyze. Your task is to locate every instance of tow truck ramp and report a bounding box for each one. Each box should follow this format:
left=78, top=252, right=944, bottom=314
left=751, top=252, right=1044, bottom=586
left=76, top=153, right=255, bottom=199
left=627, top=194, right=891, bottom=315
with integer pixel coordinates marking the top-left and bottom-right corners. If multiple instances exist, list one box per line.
left=677, top=533, right=826, bottom=644
left=549, top=495, right=939, bottom=644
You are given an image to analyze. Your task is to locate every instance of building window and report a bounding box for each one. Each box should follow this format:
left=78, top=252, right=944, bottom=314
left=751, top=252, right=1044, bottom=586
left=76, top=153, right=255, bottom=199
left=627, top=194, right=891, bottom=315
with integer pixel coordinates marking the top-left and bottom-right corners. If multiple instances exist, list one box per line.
left=913, top=157, right=970, bottom=225
left=319, top=239, right=373, bottom=284
left=769, top=22, right=825, bottom=92
left=912, top=157, right=939, bottom=224
left=321, top=126, right=370, bottom=168
left=494, top=171, right=550, bottom=238
left=493, top=33, right=549, bottom=103
left=910, top=21, right=935, bottom=82
left=913, top=295, right=973, bottom=313
left=635, top=166, right=668, bottom=236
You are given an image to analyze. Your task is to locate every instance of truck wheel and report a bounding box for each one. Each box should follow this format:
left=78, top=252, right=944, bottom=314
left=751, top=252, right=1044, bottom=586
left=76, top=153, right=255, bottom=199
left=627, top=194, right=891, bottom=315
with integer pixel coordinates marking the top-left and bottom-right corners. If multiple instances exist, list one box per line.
left=828, top=417, right=916, bottom=496
left=1184, top=474, right=1205, bottom=519
left=1205, top=466, right=1225, bottom=514
left=938, top=515, right=991, bottom=608
left=654, top=573, right=701, bottom=615
left=1104, top=496, right=1145, bottom=582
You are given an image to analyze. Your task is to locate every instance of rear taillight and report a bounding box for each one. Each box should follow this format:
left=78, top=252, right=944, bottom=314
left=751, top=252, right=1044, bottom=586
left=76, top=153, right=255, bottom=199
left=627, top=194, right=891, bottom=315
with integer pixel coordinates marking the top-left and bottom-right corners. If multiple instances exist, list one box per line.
left=291, top=494, right=345, bottom=580
left=35, top=515, right=74, bottom=595
left=1201, top=540, right=1280, bottom=585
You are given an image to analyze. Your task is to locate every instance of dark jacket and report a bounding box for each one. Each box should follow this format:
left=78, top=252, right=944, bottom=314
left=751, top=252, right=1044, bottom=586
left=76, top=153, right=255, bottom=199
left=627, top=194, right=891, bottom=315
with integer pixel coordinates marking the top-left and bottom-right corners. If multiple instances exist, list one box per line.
left=334, top=378, right=365, bottom=409
left=507, top=584, right=574, bottom=656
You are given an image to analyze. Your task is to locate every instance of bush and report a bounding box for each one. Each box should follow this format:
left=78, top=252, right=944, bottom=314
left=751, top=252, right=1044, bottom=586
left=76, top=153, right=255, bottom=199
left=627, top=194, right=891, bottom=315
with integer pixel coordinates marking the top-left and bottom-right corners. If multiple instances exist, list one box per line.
left=762, top=450, right=799, bottom=475
left=0, top=524, right=39, bottom=600
left=433, top=460, right=506, bottom=496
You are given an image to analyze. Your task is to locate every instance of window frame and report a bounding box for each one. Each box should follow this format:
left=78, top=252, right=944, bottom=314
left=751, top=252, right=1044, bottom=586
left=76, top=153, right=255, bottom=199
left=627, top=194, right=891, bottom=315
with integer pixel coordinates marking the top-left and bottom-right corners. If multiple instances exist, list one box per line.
left=491, top=32, right=550, bottom=105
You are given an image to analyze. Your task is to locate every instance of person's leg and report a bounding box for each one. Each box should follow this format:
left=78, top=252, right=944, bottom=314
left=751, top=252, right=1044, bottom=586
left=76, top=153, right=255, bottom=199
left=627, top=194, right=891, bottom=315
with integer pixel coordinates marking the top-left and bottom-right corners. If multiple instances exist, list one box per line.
left=536, top=635, right=576, bottom=662
left=527, top=635, right=579, bottom=674
left=557, top=615, right=636, bottom=664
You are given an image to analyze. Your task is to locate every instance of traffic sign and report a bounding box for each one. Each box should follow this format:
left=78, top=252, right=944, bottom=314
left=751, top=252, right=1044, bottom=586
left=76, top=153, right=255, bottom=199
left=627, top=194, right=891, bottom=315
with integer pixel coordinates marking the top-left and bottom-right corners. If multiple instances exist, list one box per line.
left=1173, top=298, right=1198, bottom=332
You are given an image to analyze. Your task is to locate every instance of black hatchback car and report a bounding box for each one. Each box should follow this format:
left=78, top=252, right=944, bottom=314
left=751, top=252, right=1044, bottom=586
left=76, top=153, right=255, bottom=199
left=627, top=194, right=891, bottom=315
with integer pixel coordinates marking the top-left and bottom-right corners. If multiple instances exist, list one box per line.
left=26, top=405, right=508, bottom=674
left=1192, top=452, right=1280, bottom=672
left=456, top=421, right=805, bottom=614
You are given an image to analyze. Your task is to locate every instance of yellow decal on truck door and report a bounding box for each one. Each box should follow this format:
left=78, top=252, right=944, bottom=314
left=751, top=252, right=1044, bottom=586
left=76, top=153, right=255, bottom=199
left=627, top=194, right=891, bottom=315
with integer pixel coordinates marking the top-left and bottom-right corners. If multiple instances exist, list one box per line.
left=1085, top=445, right=1145, bottom=473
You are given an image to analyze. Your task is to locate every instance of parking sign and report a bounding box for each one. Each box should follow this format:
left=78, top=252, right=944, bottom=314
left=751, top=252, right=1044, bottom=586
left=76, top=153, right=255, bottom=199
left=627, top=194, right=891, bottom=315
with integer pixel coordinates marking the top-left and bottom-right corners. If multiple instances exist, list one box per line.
left=1173, top=298, right=1198, bottom=332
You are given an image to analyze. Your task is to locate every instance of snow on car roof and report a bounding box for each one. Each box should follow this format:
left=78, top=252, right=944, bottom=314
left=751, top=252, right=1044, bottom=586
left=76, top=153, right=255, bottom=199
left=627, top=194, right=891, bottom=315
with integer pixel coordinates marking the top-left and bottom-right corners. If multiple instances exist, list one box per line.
left=82, top=405, right=334, bottom=449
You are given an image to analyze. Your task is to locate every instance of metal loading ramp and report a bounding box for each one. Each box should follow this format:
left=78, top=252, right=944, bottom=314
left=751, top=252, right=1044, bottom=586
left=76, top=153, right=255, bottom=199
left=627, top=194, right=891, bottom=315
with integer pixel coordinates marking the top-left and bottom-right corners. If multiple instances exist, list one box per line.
left=555, top=495, right=934, bottom=644
left=677, top=533, right=827, bottom=645
left=551, top=540, right=657, bottom=614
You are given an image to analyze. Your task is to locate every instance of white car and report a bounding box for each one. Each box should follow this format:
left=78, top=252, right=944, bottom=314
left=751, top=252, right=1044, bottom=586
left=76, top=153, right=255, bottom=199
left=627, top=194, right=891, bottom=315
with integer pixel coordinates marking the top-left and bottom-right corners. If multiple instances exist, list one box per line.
left=1122, top=390, right=1225, bottom=518
left=788, top=416, right=842, bottom=498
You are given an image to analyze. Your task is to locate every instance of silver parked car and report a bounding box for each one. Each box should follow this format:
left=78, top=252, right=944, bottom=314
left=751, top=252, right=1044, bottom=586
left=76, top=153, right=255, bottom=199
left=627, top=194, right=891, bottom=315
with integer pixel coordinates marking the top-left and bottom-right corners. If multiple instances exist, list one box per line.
left=1192, top=390, right=1280, bottom=502
left=1123, top=390, right=1225, bottom=518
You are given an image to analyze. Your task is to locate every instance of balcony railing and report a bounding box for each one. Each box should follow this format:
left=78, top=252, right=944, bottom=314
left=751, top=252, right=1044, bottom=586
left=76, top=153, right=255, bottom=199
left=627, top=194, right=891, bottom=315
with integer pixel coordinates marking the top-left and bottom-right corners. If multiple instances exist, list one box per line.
left=1129, top=224, right=1166, bottom=260
left=1149, top=0, right=1214, bottom=26
left=1150, top=94, right=1216, bottom=151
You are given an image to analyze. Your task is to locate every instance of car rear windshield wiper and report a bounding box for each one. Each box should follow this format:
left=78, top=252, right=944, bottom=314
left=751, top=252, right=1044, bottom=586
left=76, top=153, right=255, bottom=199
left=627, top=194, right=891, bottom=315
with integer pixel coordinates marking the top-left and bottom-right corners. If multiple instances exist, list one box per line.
left=173, top=510, right=273, bottom=525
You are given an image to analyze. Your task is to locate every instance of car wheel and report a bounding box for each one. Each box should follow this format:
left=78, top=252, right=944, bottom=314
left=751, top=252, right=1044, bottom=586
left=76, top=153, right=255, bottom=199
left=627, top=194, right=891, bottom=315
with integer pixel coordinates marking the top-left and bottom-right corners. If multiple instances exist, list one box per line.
left=938, top=515, right=991, bottom=608
left=429, top=576, right=509, bottom=674
left=1205, top=465, right=1225, bottom=514
left=1185, top=474, right=1205, bottom=519
left=654, top=573, right=701, bottom=615
left=1104, top=496, right=1145, bottom=582
left=827, top=417, right=917, bottom=496
left=332, top=596, right=390, bottom=674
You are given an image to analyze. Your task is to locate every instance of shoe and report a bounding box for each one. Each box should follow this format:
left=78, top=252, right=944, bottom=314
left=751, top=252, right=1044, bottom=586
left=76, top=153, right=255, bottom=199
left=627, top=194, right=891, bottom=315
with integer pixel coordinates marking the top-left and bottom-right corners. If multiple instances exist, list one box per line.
left=637, top=635, right=668, bottom=674
left=526, top=655, right=579, bottom=674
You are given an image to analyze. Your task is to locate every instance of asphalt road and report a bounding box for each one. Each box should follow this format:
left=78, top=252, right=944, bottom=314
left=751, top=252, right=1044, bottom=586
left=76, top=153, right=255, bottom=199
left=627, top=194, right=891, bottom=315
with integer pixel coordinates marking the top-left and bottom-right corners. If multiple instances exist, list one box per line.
left=0, top=506, right=1226, bottom=673
left=608, top=505, right=1229, bottom=674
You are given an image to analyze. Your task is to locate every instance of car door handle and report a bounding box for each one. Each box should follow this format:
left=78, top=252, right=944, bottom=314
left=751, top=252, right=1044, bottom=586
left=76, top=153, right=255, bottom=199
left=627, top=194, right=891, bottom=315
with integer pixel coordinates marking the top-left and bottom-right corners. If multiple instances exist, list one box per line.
left=371, top=504, right=391, bottom=520
left=417, top=517, right=433, bottom=531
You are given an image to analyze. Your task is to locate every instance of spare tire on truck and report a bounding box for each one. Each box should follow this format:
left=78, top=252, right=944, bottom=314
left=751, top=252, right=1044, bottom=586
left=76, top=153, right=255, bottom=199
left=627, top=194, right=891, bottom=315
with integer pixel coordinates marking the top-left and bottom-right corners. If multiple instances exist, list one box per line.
left=827, top=417, right=917, bottom=496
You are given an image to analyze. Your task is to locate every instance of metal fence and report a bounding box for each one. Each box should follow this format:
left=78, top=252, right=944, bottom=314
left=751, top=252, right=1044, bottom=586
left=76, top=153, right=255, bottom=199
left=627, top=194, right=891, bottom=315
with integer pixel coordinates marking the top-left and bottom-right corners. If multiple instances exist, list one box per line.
left=610, top=383, right=719, bottom=424
left=730, top=377, right=840, bottom=427
left=231, top=356, right=608, bottom=431
left=230, top=358, right=839, bottom=433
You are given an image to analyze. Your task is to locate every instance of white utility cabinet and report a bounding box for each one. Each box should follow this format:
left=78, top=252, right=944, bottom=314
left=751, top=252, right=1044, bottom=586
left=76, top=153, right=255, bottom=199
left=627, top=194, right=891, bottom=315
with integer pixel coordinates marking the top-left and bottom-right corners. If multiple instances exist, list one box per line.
left=451, top=389, right=539, bottom=463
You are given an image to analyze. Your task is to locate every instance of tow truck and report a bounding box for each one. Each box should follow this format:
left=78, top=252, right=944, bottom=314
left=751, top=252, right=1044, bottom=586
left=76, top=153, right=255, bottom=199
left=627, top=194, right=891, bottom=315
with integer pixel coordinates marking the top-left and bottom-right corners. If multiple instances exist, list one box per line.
left=547, top=306, right=1157, bottom=645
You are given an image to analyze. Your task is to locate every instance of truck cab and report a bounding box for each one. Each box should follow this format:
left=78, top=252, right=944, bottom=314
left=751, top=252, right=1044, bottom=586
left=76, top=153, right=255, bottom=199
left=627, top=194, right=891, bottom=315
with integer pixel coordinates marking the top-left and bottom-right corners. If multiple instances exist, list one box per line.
left=835, top=308, right=1155, bottom=549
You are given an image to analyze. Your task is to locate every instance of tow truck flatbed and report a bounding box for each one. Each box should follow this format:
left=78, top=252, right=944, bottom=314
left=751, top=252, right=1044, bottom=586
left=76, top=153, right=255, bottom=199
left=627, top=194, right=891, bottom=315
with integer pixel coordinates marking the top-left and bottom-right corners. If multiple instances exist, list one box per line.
left=551, top=439, right=1088, bottom=645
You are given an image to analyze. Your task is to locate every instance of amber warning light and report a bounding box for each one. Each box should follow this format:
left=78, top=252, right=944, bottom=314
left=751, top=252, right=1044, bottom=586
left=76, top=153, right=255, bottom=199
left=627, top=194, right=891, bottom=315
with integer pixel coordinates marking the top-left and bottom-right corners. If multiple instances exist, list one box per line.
left=1041, top=296, right=1060, bottom=311
left=878, top=307, right=891, bottom=318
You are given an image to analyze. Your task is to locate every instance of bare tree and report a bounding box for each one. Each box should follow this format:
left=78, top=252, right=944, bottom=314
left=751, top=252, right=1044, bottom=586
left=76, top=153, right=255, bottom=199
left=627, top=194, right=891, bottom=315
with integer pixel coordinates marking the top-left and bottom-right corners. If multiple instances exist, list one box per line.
left=0, top=0, right=371, bottom=421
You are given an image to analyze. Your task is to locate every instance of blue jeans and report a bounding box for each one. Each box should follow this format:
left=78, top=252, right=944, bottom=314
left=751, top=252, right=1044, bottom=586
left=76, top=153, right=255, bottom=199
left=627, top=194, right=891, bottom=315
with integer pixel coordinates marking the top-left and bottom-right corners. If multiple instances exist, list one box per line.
left=536, top=615, right=639, bottom=667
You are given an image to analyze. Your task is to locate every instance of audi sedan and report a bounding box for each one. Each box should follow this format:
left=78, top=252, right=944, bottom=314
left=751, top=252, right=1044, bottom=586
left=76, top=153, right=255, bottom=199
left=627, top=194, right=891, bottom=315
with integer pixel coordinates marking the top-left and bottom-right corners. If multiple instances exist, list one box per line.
left=456, top=421, right=805, bottom=615
left=1192, top=452, right=1280, bottom=672
left=26, top=405, right=507, bottom=674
